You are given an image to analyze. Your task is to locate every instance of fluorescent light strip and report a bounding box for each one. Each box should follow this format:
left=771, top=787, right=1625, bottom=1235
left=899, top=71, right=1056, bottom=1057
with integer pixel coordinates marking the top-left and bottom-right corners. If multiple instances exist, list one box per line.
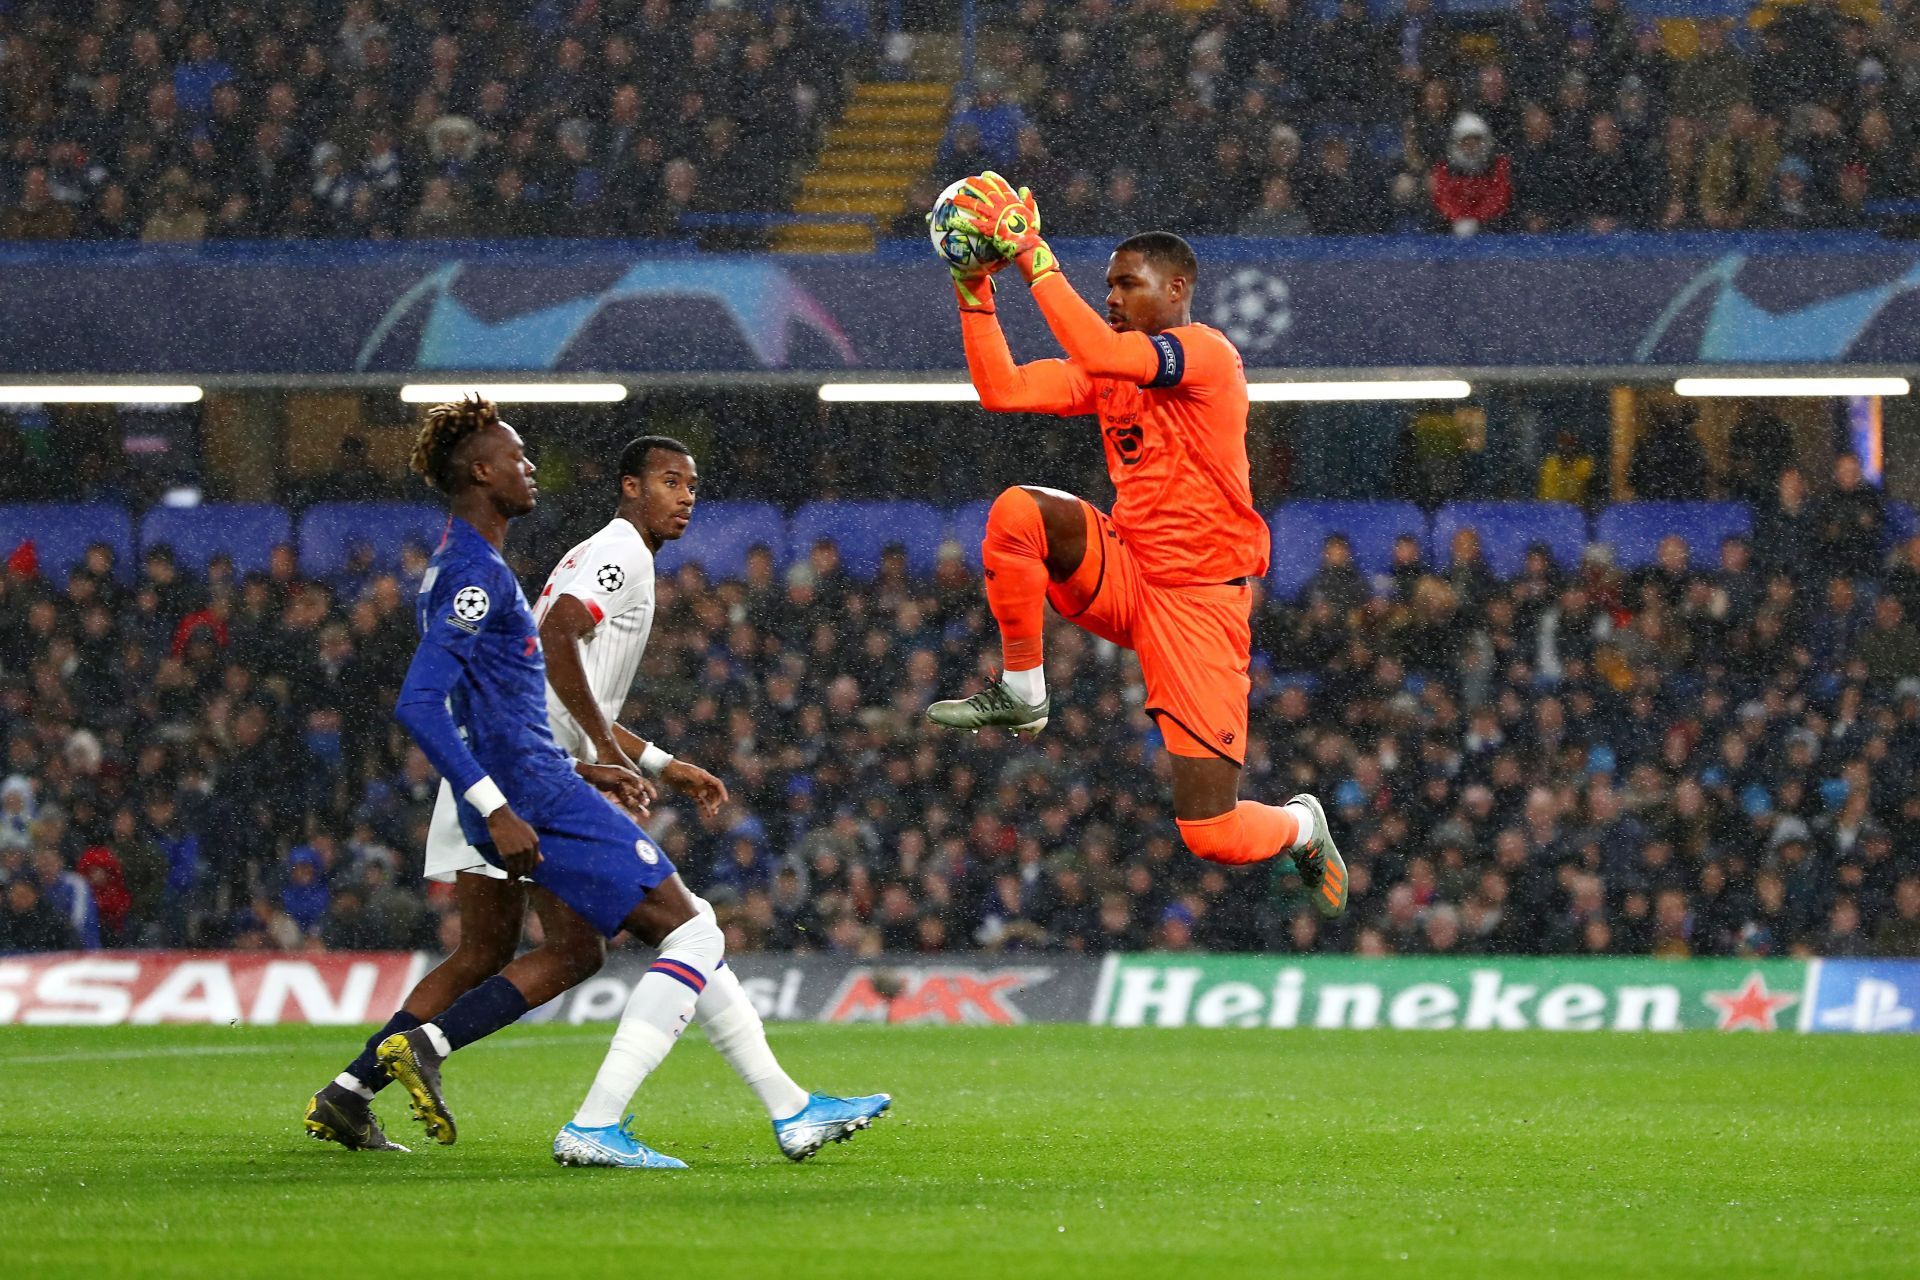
left=1674, top=377, right=1910, bottom=398
left=819, top=383, right=980, bottom=402
left=820, top=380, right=1476, bottom=403
left=0, top=384, right=203, bottom=404
left=400, top=383, right=627, bottom=404
left=1248, top=380, right=1471, bottom=401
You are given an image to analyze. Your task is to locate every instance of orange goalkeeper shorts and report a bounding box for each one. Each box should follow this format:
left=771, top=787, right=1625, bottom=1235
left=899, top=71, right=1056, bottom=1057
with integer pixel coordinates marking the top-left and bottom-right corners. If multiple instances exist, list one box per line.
left=1045, top=500, right=1254, bottom=766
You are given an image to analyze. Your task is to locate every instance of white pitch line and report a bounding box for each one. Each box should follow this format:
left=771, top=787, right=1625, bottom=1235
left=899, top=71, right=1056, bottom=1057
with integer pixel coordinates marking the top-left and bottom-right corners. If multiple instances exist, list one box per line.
left=0, top=1030, right=599, bottom=1068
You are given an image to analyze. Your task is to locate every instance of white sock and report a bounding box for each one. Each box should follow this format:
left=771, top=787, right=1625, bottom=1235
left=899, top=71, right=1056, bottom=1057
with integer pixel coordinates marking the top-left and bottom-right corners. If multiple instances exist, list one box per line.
left=1284, top=800, right=1317, bottom=851
left=420, top=1023, right=453, bottom=1057
left=696, top=964, right=811, bottom=1120
left=572, top=913, right=725, bottom=1129
left=1001, top=664, right=1045, bottom=705
left=334, top=1072, right=374, bottom=1101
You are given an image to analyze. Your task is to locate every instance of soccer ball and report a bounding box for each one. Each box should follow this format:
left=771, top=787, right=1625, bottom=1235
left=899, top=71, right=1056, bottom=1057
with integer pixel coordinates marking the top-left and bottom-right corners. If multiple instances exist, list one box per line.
left=928, top=178, right=999, bottom=273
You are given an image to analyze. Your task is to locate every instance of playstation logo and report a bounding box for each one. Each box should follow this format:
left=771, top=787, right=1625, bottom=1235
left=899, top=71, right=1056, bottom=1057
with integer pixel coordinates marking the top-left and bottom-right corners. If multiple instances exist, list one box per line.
left=1815, top=977, right=1916, bottom=1033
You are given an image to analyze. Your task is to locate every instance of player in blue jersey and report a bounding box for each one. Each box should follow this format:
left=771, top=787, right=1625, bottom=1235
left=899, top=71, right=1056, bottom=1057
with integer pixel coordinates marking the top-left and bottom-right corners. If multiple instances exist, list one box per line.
left=351, top=395, right=725, bottom=1168
left=307, top=401, right=887, bottom=1166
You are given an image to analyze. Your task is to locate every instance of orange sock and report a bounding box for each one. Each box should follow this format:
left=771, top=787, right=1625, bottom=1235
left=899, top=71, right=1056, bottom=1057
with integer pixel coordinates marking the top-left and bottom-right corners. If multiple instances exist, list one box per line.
left=1176, top=801, right=1301, bottom=866
left=981, top=486, right=1049, bottom=673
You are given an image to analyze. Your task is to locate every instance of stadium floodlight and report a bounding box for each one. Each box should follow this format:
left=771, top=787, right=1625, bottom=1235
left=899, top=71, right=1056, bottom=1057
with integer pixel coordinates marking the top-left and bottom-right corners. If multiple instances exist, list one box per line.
left=1674, top=377, right=1910, bottom=398
left=0, top=384, right=204, bottom=404
left=1246, top=380, right=1472, bottom=401
left=818, top=383, right=981, bottom=402
left=399, top=383, right=628, bottom=404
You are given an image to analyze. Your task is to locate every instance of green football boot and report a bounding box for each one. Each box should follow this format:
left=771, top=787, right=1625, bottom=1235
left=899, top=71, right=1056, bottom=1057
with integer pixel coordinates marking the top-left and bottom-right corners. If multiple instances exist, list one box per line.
left=926, top=680, right=1049, bottom=735
left=1289, top=793, right=1349, bottom=919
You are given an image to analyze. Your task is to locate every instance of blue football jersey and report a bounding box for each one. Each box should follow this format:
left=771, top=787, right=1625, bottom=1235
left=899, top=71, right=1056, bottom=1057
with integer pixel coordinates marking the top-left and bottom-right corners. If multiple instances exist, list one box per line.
left=410, top=517, right=576, bottom=840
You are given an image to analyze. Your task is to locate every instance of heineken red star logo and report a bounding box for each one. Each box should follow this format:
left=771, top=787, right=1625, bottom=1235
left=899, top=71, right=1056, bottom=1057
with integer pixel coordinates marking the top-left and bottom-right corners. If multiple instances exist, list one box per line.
left=1704, top=973, right=1798, bottom=1031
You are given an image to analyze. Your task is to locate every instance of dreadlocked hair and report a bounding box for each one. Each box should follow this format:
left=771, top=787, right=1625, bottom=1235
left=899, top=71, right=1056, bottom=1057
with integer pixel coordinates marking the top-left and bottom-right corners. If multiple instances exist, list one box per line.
left=410, top=395, right=500, bottom=493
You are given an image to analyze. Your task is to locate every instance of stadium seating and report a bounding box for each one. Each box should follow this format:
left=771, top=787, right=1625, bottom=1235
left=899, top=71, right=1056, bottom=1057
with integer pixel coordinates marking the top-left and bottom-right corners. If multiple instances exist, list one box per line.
left=945, top=499, right=995, bottom=572
left=0, top=502, right=134, bottom=581
left=789, top=500, right=948, bottom=578
left=1433, top=502, right=1587, bottom=578
left=297, top=502, right=448, bottom=578
left=10, top=497, right=1917, bottom=596
left=139, top=503, right=292, bottom=577
left=1889, top=501, right=1916, bottom=547
left=1595, top=502, right=1753, bottom=570
left=1269, top=501, right=1428, bottom=601
left=655, top=501, right=789, bottom=581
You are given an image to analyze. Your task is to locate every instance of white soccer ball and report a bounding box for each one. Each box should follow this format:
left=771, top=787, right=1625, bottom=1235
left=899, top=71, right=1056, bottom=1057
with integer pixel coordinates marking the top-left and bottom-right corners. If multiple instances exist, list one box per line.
left=928, top=177, right=999, bottom=272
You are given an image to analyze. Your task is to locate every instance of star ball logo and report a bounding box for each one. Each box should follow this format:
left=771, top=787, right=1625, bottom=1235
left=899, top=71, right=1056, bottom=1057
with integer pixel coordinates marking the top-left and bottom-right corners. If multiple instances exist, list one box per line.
left=596, top=564, right=625, bottom=592
left=1210, top=268, right=1292, bottom=354
left=451, top=586, right=490, bottom=625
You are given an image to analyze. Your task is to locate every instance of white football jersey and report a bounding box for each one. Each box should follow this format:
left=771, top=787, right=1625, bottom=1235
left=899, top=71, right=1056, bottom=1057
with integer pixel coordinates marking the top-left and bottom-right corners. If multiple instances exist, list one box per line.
left=531, top=515, right=657, bottom=761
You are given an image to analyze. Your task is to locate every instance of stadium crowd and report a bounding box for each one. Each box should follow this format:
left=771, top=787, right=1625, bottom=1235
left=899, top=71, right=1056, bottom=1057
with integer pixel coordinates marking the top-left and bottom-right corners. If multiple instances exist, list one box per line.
left=913, top=0, right=1920, bottom=237
left=0, top=0, right=850, bottom=243
left=4, top=438, right=1920, bottom=961
left=6, top=2, right=1918, bottom=246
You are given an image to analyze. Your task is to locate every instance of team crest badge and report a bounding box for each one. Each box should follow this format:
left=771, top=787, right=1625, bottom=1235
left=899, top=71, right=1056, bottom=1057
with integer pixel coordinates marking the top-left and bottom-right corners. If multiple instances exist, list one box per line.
left=635, top=839, right=659, bottom=865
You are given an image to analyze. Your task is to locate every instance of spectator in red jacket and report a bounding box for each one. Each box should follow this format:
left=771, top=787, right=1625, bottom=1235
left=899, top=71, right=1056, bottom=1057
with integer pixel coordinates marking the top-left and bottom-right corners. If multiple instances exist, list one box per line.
left=1431, top=113, right=1512, bottom=236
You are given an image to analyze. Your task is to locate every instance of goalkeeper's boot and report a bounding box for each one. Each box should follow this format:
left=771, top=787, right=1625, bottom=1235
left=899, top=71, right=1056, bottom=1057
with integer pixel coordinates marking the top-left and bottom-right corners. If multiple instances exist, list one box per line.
left=927, top=680, right=1049, bottom=735
left=304, top=1082, right=410, bottom=1153
left=773, top=1092, right=893, bottom=1162
left=377, top=1027, right=457, bottom=1146
left=1288, top=793, right=1349, bottom=919
left=553, top=1117, right=687, bottom=1169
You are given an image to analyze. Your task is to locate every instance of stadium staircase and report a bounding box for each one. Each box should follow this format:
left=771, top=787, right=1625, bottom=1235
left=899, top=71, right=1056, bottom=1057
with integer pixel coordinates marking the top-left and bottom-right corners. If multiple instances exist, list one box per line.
left=775, top=41, right=960, bottom=254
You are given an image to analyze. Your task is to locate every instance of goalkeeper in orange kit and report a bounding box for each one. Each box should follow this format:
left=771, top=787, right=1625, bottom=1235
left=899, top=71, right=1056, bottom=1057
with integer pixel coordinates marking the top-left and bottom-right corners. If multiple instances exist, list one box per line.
left=926, top=172, right=1347, bottom=914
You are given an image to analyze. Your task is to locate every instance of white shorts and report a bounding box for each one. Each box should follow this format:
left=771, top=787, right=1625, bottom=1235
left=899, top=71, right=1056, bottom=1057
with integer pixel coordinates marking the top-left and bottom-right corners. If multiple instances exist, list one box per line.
left=423, top=779, right=506, bottom=883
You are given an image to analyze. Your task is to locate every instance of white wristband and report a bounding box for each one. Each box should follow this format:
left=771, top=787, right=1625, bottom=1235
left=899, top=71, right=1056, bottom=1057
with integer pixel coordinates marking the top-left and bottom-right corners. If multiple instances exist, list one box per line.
left=463, top=776, right=509, bottom=817
left=638, top=744, right=674, bottom=777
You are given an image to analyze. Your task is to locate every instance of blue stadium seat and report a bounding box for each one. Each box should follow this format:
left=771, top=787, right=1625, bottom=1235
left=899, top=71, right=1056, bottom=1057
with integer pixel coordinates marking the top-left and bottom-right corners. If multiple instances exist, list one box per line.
left=1433, top=502, right=1588, bottom=578
left=1888, top=501, right=1915, bottom=547
left=946, top=499, right=994, bottom=571
left=655, top=500, right=788, bottom=581
left=1268, top=501, right=1429, bottom=602
left=299, top=501, right=449, bottom=577
left=0, top=502, right=134, bottom=582
left=789, top=500, right=947, bottom=578
left=140, top=503, right=291, bottom=577
left=1595, top=502, right=1753, bottom=570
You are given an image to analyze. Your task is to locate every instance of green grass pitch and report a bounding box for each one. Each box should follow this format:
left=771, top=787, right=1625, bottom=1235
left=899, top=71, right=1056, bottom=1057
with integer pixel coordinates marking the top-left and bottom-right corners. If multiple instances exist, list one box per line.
left=2, top=1023, right=1915, bottom=1279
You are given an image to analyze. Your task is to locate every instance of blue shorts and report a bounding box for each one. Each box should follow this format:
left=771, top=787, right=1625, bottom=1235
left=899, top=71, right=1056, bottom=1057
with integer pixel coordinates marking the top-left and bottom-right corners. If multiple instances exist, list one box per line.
left=472, top=774, right=676, bottom=937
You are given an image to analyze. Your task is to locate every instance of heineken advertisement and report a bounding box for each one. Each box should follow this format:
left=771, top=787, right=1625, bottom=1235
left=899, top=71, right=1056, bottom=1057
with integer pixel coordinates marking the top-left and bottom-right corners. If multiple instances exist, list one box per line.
left=1091, top=955, right=1920, bottom=1034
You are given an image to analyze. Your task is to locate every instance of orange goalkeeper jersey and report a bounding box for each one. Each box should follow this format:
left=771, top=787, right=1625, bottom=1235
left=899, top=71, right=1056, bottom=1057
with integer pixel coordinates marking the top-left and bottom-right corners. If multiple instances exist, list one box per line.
left=961, top=271, right=1269, bottom=587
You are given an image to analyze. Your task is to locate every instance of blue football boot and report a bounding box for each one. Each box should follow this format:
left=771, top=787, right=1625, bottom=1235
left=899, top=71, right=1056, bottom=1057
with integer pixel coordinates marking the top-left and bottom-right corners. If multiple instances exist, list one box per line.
left=773, top=1092, right=893, bottom=1162
left=552, top=1116, right=687, bottom=1169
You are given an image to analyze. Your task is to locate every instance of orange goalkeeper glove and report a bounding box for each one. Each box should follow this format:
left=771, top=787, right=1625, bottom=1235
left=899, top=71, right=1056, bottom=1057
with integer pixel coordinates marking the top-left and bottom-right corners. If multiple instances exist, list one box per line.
left=951, top=171, right=1059, bottom=286
left=949, top=257, right=1005, bottom=313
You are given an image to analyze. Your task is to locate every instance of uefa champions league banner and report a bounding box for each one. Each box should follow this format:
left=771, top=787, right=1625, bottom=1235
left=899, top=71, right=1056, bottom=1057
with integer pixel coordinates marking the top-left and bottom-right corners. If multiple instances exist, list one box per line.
left=0, top=235, right=1918, bottom=376
left=3, top=951, right=1915, bottom=1032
